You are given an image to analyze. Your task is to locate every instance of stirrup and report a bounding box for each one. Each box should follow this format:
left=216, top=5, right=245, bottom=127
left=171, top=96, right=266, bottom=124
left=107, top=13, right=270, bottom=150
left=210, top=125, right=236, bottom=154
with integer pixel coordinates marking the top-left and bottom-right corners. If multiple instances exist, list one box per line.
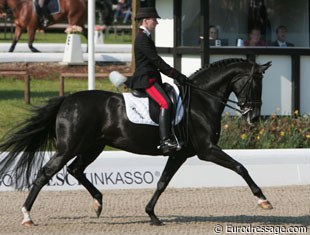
left=157, top=137, right=181, bottom=155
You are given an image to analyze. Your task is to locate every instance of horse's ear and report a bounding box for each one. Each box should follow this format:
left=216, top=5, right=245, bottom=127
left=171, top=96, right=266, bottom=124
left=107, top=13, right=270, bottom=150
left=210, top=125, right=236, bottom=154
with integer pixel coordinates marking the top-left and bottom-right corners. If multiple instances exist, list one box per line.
left=258, top=61, right=272, bottom=74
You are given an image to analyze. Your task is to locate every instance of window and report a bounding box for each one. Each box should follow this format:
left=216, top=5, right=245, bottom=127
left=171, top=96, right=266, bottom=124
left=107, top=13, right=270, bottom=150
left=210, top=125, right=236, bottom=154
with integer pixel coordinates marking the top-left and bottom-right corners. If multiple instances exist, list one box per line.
left=210, top=0, right=309, bottom=47
left=181, top=0, right=200, bottom=46
left=180, top=0, right=310, bottom=47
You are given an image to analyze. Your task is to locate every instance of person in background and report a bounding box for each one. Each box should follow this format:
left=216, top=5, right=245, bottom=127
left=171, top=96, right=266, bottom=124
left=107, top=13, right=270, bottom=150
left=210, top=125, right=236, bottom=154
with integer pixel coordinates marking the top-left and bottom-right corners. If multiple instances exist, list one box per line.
left=34, top=0, right=49, bottom=27
left=244, top=27, right=267, bottom=46
left=125, top=7, right=188, bottom=155
left=270, top=25, right=294, bottom=47
left=209, top=25, right=219, bottom=41
left=208, top=25, right=228, bottom=46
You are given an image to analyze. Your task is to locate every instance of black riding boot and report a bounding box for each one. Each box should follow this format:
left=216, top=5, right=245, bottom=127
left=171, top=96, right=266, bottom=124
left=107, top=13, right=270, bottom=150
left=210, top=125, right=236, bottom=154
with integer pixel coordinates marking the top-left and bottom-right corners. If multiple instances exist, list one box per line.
left=158, top=108, right=179, bottom=155
left=38, top=6, right=49, bottom=28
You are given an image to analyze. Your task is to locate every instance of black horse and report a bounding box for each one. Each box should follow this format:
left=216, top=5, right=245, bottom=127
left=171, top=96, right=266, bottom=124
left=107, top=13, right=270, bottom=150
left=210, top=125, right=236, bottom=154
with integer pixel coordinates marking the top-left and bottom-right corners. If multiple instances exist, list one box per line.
left=0, top=58, right=272, bottom=227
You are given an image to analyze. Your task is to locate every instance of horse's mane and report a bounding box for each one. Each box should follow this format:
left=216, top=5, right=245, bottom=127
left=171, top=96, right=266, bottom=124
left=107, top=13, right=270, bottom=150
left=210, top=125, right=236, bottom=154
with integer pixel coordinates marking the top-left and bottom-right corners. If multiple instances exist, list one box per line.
left=189, top=58, right=249, bottom=80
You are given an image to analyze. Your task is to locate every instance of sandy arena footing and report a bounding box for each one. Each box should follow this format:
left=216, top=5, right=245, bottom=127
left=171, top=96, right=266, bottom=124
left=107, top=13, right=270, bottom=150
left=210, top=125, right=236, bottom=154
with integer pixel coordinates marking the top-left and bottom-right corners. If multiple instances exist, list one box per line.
left=0, top=185, right=309, bottom=235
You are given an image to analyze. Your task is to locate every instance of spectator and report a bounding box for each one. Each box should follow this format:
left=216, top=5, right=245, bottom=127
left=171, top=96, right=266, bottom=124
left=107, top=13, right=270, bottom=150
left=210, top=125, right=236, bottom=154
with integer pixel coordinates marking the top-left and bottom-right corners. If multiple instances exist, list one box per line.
left=209, top=25, right=228, bottom=46
left=122, top=0, right=132, bottom=23
left=244, top=27, right=267, bottom=46
left=209, top=25, right=218, bottom=40
left=113, top=0, right=131, bottom=24
left=270, top=25, right=294, bottom=47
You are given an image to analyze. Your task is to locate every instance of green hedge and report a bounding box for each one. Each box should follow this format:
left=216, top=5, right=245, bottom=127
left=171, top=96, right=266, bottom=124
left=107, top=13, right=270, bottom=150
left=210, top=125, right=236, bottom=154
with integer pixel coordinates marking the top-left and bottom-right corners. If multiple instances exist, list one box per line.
left=219, top=112, right=310, bottom=149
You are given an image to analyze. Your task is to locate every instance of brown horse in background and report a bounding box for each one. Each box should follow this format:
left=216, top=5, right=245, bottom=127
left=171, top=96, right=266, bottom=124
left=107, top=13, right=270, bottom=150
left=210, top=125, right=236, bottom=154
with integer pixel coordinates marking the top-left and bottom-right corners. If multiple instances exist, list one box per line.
left=0, top=0, right=112, bottom=52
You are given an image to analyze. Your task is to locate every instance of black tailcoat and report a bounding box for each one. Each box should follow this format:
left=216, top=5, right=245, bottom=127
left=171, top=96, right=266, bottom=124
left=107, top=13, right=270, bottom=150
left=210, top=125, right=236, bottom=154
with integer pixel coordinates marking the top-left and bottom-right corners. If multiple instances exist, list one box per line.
left=126, top=29, right=180, bottom=89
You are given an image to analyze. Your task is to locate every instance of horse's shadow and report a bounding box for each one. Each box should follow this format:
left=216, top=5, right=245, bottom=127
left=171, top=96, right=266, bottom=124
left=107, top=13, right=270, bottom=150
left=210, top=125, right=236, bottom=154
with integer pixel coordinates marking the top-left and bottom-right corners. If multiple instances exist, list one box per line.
left=103, top=214, right=310, bottom=227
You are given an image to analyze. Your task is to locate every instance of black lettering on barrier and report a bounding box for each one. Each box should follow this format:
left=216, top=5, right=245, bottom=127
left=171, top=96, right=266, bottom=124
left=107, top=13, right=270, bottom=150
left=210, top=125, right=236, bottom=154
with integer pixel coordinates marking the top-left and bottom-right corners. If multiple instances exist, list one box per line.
left=1, top=170, right=158, bottom=189
left=65, top=173, right=76, bottom=186
left=143, top=171, right=154, bottom=184
left=55, top=172, right=65, bottom=186
left=134, top=172, right=143, bottom=184
left=115, top=172, right=125, bottom=184
left=48, top=172, right=77, bottom=187
left=105, top=172, right=114, bottom=184
left=94, top=172, right=105, bottom=185
left=0, top=173, right=13, bottom=187
left=124, top=171, right=133, bottom=184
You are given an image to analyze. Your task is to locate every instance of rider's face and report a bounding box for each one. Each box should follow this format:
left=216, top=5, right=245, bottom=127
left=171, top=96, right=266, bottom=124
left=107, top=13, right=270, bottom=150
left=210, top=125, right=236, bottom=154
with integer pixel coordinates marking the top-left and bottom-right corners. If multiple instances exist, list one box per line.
left=143, top=18, right=158, bottom=32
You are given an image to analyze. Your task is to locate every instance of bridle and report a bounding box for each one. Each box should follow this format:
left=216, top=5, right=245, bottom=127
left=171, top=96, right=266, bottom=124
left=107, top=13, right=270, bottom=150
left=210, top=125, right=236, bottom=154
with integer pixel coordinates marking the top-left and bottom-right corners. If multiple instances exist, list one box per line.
left=176, top=63, right=260, bottom=145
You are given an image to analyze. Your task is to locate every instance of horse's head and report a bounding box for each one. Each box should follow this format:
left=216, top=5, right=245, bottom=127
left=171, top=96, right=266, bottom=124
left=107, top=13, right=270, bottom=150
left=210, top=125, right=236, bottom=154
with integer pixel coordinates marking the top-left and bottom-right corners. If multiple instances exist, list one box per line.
left=231, top=61, right=271, bottom=125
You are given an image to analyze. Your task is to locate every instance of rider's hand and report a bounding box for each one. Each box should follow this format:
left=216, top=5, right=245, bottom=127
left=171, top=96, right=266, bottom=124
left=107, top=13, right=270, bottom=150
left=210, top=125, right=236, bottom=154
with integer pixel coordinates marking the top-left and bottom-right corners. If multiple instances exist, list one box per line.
left=175, top=74, right=188, bottom=85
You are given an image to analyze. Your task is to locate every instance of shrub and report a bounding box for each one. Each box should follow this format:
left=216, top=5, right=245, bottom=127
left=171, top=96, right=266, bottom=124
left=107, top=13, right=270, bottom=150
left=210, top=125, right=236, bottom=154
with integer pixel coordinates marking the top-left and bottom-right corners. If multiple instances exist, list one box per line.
left=219, top=112, right=310, bottom=149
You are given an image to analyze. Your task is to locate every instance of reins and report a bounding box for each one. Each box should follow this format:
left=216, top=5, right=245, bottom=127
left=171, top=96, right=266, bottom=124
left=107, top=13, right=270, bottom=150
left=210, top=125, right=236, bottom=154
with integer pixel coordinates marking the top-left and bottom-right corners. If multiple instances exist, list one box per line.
left=182, top=62, right=256, bottom=115
left=176, top=63, right=257, bottom=146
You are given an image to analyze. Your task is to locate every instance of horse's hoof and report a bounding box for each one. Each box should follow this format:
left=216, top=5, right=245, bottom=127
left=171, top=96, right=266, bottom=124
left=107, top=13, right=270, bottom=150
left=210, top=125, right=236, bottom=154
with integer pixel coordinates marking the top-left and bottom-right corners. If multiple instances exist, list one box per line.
left=93, top=199, right=102, bottom=218
left=150, top=219, right=164, bottom=226
left=21, top=219, right=35, bottom=227
left=150, top=220, right=165, bottom=226
left=258, top=199, right=273, bottom=210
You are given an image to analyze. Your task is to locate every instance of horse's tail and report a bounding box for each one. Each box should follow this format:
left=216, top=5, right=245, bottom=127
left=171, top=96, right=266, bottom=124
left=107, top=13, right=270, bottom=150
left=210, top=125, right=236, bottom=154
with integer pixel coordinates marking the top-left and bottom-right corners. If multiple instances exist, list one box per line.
left=0, top=96, right=65, bottom=190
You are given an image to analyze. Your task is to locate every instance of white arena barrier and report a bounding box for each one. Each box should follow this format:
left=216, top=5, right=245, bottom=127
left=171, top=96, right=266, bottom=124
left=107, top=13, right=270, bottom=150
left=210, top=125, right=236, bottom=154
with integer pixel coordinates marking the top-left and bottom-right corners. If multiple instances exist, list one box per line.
left=0, top=149, right=309, bottom=191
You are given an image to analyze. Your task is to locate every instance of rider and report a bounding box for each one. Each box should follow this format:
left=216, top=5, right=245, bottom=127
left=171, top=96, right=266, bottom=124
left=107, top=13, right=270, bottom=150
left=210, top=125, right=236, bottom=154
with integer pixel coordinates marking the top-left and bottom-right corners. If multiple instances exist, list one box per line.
left=125, top=7, right=188, bottom=155
left=34, top=0, right=49, bottom=27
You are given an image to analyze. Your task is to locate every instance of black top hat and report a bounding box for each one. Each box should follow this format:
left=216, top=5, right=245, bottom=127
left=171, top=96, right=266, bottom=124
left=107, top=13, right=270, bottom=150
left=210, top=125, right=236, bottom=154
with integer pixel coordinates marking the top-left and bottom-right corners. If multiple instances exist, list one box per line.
left=135, top=7, right=161, bottom=20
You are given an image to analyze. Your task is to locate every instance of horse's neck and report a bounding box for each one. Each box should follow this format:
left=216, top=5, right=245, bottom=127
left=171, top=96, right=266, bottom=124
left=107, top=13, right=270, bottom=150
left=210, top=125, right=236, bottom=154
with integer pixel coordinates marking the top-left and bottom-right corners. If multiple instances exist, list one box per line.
left=196, top=70, right=235, bottom=99
left=190, top=69, right=239, bottom=118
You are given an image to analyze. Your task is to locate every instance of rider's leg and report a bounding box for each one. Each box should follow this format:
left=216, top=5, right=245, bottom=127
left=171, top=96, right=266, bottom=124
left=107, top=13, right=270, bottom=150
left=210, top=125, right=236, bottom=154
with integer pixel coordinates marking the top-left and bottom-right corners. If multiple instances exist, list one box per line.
left=36, top=0, right=49, bottom=27
left=145, top=82, right=178, bottom=155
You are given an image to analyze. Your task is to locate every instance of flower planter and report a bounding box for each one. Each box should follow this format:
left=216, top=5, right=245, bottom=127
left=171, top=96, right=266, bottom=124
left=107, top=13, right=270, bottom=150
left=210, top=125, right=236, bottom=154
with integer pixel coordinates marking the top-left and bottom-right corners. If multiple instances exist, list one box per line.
left=95, top=30, right=104, bottom=44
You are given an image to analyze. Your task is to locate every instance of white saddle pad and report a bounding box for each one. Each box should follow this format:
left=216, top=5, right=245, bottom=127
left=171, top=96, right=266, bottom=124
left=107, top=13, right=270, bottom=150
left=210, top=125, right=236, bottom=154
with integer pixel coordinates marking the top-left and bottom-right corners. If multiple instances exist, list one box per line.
left=122, top=88, right=184, bottom=126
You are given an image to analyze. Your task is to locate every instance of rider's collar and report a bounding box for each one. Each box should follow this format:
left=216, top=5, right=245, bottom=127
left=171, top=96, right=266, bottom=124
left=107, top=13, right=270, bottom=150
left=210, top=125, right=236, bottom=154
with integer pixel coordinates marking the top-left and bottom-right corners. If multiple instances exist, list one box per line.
left=139, top=26, right=151, bottom=38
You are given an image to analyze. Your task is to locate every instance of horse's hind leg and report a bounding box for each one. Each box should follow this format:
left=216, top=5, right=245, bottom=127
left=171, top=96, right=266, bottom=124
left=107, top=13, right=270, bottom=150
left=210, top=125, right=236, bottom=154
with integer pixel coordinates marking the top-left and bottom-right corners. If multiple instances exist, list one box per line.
left=197, top=146, right=273, bottom=210
left=21, top=152, right=73, bottom=227
left=67, top=146, right=105, bottom=218
left=27, top=28, right=40, bottom=52
left=145, top=155, right=187, bottom=225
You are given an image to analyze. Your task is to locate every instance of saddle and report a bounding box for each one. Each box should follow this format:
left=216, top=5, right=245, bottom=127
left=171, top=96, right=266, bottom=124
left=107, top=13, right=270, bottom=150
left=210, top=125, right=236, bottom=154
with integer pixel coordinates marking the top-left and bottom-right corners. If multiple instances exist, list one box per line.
left=34, top=0, right=61, bottom=16
left=131, top=83, right=178, bottom=124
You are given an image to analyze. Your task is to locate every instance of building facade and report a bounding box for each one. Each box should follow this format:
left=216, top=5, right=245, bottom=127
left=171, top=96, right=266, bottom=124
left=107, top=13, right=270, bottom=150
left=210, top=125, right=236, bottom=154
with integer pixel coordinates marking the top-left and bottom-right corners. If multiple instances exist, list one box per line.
left=149, top=0, right=310, bottom=115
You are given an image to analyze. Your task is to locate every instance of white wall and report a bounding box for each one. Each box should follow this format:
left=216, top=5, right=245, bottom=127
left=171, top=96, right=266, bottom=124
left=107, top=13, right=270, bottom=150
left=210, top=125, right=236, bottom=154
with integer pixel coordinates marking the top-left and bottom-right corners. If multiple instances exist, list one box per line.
left=1, top=149, right=309, bottom=191
left=300, top=56, right=310, bottom=115
left=155, top=0, right=174, bottom=47
left=256, top=55, right=292, bottom=115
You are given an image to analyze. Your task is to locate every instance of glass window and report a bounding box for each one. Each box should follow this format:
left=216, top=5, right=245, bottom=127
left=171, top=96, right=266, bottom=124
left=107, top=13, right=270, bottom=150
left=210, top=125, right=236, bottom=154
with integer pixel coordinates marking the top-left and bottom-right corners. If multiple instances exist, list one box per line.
left=179, top=0, right=310, bottom=47
left=209, top=0, right=309, bottom=47
left=181, top=0, right=200, bottom=46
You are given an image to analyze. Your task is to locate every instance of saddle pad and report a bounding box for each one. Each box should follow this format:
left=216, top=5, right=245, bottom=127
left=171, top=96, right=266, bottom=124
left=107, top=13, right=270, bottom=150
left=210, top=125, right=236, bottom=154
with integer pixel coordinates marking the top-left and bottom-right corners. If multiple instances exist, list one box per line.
left=33, top=0, right=61, bottom=15
left=46, top=0, right=61, bottom=15
left=123, top=92, right=184, bottom=126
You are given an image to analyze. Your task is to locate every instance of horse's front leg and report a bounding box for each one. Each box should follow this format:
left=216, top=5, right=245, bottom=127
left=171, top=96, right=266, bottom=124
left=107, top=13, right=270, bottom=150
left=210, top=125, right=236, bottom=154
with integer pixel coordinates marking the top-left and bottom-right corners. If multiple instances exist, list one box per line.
left=197, top=145, right=273, bottom=210
left=9, top=26, right=23, bottom=52
left=145, top=155, right=187, bottom=225
left=27, top=27, right=40, bottom=52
